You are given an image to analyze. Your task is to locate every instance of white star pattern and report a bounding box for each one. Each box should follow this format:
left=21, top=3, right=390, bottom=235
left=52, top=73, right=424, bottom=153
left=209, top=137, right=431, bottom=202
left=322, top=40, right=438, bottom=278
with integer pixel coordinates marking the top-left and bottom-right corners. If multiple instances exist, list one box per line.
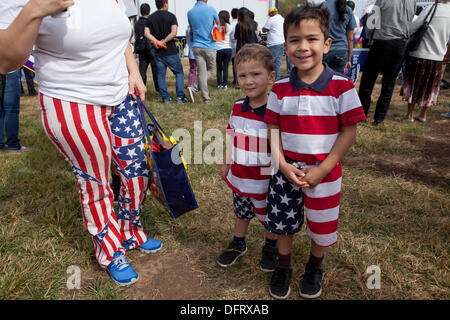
left=286, top=209, right=296, bottom=220
left=271, top=204, right=280, bottom=216
left=269, top=186, right=276, bottom=198
left=126, top=109, right=135, bottom=119
left=126, top=148, right=137, bottom=158
left=118, top=116, right=127, bottom=124
left=275, top=221, right=286, bottom=231
left=279, top=193, right=291, bottom=205
left=275, top=175, right=285, bottom=187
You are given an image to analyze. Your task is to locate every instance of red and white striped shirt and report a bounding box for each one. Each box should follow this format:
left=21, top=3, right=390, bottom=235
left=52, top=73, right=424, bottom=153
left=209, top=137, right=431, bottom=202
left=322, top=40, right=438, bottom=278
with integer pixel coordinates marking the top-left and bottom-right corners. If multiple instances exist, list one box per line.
left=264, top=65, right=366, bottom=162
left=224, top=98, right=271, bottom=200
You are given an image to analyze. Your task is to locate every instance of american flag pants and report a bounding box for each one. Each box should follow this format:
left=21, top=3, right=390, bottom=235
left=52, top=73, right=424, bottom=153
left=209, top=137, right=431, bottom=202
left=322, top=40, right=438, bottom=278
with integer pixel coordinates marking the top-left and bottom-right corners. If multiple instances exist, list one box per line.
left=39, top=94, right=149, bottom=268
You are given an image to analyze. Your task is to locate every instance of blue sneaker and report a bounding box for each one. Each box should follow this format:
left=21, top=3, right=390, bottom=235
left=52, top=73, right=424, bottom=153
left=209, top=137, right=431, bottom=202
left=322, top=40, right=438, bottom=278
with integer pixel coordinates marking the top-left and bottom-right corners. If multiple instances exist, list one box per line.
left=139, top=237, right=162, bottom=253
left=107, top=252, right=139, bottom=286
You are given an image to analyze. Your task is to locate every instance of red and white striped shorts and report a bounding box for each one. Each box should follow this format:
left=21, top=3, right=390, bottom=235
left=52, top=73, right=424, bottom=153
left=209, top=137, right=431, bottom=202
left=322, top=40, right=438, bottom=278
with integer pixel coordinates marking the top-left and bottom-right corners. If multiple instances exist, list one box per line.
left=265, top=159, right=342, bottom=247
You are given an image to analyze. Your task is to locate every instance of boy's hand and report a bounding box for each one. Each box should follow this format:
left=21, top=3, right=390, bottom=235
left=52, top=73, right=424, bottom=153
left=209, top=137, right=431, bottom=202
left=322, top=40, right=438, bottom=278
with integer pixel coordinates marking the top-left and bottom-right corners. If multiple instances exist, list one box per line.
left=300, top=166, right=328, bottom=188
left=279, top=163, right=308, bottom=187
left=221, top=164, right=231, bottom=180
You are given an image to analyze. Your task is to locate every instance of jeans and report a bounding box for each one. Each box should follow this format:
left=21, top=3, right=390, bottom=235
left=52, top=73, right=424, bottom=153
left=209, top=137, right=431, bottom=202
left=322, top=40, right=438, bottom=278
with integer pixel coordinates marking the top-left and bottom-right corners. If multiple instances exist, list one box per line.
left=268, top=44, right=285, bottom=80
left=324, top=49, right=348, bottom=74
left=188, top=59, right=197, bottom=87
left=286, top=54, right=293, bottom=75
left=193, top=47, right=216, bottom=102
left=216, top=48, right=232, bottom=86
left=0, top=70, right=21, bottom=150
left=138, top=48, right=159, bottom=92
left=154, top=53, right=186, bottom=102
left=358, top=39, right=406, bottom=123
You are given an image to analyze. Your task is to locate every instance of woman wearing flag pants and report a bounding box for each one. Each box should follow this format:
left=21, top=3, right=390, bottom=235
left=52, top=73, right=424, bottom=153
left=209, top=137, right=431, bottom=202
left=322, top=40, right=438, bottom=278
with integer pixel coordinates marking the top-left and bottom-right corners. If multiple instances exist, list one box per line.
left=0, top=0, right=162, bottom=286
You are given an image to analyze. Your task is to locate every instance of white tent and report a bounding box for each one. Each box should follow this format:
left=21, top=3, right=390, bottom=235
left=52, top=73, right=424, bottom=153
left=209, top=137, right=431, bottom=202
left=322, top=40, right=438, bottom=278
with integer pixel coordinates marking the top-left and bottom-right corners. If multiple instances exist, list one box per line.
left=134, top=0, right=276, bottom=36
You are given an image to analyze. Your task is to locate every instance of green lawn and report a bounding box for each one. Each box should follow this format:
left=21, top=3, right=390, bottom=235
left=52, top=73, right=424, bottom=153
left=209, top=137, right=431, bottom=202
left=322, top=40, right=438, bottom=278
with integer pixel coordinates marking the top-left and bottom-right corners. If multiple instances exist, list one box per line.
left=1, top=58, right=449, bottom=300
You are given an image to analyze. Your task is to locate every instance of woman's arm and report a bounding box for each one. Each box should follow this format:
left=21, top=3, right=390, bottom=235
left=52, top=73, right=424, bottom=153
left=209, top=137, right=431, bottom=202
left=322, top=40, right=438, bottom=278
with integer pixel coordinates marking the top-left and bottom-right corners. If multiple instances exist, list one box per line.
left=0, top=0, right=73, bottom=73
left=125, top=43, right=146, bottom=101
left=346, top=29, right=354, bottom=71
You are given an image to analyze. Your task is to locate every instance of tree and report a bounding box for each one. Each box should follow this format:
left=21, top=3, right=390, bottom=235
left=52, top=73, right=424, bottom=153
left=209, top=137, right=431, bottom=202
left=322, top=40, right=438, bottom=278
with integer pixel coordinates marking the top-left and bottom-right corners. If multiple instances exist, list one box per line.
left=278, top=0, right=309, bottom=17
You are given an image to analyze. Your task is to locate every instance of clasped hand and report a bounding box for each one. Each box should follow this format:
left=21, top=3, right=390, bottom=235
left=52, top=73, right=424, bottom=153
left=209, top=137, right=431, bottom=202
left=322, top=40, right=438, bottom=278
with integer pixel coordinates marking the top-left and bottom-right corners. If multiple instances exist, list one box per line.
left=279, top=163, right=327, bottom=189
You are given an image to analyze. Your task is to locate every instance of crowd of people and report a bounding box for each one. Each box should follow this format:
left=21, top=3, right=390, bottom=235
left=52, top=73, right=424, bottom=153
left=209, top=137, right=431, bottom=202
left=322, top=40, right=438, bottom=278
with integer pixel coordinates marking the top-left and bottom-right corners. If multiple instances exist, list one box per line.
left=0, top=0, right=449, bottom=299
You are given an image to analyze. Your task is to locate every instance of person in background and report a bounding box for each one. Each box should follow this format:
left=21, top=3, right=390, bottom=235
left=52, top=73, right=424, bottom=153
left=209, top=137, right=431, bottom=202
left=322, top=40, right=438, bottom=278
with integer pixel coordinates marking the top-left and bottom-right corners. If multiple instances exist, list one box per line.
left=262, top=7, right=286, bottom=80
left=234, top=7, right=258, bottom=54
left=230, top=8, right=239, bottom=86
left=20, top=66, right=37, bottom=96
left=134, top=3, right=159, bottom=93
left=145, top=0, right=188, bottom=104
left=187, top=0, right=219, bottom=104
left=400, top=0, right=450, bottom=123
left=216, top=10, right=233, bottom=91
left=186, top=24, right=197, bottom=102
left=323, top=0, right=357, bottom=73
left=346, top=1, right=362, bottom=46
left=358, top=0, right=417, bottom=125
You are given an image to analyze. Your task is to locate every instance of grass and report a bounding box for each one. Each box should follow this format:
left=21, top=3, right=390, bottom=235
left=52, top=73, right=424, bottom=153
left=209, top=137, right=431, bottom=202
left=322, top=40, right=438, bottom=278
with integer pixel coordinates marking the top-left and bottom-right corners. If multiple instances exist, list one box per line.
left=0, top=57, right=449, bottom=300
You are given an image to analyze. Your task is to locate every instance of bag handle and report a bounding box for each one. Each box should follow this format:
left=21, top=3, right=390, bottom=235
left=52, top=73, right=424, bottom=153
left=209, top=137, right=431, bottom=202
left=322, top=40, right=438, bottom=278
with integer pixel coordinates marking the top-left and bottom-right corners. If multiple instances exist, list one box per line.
left=423, top=3, right=437, bottom=27
left=134, top=96, right=154, bottom=148
left=135, top=97, right=170, bottom=139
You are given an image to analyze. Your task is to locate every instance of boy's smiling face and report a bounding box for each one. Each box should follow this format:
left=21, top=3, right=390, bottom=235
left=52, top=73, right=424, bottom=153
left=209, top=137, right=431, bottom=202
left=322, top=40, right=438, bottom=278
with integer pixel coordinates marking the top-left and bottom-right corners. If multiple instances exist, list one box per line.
left=236, top=59, right=275, bottom=103
left=284, top=18, right=332, bottom=82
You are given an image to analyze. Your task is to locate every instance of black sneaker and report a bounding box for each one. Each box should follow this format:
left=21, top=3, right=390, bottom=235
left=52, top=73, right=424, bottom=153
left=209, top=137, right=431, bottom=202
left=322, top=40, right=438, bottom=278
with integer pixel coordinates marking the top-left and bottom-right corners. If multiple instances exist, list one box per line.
left=269, top=266, right=292, bottom=299
left=299, top=262, right=323, bottom=299
left=260, top=244, right=277, bottom=272
left=217, top=240, right=247, bottom=267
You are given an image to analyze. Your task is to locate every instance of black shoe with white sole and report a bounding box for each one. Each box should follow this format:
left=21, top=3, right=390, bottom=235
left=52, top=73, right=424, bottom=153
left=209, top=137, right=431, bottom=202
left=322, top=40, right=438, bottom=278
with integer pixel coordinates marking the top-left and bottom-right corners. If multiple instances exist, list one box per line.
left=260, top=244, right=277, bottom=272
left=299, top=262, right=323, bottom=299
left=217, top=240, right=247, bottom=267
left=269, top=266, right=292, bottom=299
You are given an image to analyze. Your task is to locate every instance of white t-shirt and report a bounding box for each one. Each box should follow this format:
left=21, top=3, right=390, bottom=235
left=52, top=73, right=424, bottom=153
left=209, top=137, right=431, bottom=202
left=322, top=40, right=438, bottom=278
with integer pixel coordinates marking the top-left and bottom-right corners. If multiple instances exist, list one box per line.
left=216, top=23, right=232, bottom=51
left=230, top=19, right=238, bottom=57
left=0, top=0, right=131, bottom=106
left=263, top=14, right=284, bottom=46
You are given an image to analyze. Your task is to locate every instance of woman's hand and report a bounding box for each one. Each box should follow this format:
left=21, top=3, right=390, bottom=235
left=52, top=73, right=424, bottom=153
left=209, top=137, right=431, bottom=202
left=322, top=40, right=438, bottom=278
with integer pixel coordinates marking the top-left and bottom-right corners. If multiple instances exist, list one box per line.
left=128, top=71, right=146, bottom=102
left=29, top=0, right=74, bottom=19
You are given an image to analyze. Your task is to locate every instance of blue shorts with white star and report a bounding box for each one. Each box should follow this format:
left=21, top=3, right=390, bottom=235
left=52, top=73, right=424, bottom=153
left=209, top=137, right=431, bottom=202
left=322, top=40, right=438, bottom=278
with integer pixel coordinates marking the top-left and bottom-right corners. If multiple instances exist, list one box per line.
left=264, top=164, right=305, bottom=235
left=233, top=192, right=257, bottom=221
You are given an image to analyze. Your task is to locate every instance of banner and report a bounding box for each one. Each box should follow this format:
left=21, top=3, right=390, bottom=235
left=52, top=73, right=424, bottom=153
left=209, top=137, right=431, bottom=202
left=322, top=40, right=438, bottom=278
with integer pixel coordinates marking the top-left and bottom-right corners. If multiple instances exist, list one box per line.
left=346, top=49, right=369, bottom=83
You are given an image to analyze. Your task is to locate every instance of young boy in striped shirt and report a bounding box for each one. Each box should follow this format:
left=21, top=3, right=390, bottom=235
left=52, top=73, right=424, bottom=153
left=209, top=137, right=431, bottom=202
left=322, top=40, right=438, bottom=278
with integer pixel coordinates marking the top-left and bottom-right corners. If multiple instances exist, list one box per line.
left=218, top=44, right=279, bottom=272
left=264, top=3, right=366, bottom=299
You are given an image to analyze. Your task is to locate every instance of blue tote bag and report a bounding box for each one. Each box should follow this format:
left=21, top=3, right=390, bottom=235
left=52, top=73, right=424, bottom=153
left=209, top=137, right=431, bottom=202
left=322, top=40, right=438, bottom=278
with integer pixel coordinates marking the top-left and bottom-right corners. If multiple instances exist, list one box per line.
left=135, top=97, right=198, bottom=218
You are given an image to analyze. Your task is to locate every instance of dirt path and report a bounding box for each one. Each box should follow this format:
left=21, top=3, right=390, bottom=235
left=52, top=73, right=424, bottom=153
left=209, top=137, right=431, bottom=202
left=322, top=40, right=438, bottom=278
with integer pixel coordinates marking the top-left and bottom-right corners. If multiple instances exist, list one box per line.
left=125, top=247, right=213, bottom=300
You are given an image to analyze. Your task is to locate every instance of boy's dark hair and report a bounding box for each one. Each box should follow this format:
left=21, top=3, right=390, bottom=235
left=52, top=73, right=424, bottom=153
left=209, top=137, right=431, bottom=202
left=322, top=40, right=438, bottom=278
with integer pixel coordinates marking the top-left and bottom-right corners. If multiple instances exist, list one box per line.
left=283, top=3, right=331, bottom=41
left=140, top=3, right=150, bottom=16
left=235, top=43, right=274, bottom=73
left=231, top=8, right=238, bottom=19
left=155, top=0, right=167, bottom=10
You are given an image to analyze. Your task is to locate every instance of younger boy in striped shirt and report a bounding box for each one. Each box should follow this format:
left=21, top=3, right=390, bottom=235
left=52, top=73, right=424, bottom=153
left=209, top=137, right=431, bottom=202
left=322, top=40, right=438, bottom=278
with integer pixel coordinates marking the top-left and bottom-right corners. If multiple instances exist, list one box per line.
left=218, top=44, right=279, bottom=272
left=264, top=3, right=366, bottom=299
